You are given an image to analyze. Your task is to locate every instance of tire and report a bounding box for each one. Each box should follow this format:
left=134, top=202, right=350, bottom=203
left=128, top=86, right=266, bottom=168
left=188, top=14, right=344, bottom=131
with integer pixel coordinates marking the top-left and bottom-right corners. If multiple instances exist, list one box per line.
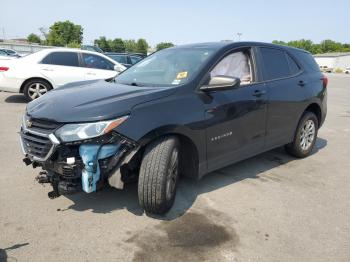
left=138, top=136, right=180, bottom=215
left=285, top=111, right=319, bottom=158
left=23, top=79, right=52, bottom=101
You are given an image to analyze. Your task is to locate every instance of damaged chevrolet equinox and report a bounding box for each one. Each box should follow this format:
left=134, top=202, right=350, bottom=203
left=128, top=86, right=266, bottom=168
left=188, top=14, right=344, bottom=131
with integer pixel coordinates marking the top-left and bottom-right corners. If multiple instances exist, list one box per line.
left=20, top=42, right=327, bottom=214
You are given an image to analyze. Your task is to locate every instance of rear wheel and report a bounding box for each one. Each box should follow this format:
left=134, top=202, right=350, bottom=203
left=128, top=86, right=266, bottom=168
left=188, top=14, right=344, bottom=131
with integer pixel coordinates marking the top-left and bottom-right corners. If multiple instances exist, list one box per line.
left=285, top=111, right=318, bottom=158
left=23, top=79, right=52, bottom=101
left=138, top=136, right=180, bottom=215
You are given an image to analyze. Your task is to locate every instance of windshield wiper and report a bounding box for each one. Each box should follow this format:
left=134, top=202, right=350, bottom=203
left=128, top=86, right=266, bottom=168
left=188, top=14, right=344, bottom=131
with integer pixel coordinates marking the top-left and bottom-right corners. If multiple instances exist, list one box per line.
left=130, top=82, right=142, bottom=86
left=120, top=82, right=144, bottom=87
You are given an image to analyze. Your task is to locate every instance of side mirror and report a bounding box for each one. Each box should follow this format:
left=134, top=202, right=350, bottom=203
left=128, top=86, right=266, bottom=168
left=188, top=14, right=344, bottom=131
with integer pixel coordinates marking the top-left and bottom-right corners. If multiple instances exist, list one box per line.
left=200, top=75, right=241, bottom=92
left=114, top=65, right=124, bottom=73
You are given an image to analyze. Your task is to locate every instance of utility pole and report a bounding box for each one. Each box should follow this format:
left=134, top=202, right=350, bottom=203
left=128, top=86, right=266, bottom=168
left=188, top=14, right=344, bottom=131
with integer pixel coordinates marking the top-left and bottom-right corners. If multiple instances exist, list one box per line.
left=1, top=27, right=6, bottom=40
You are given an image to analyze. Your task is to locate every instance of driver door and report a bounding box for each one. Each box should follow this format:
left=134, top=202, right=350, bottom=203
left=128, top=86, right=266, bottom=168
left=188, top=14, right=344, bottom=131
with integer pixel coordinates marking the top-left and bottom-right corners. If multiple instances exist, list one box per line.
left=204, top=48, right=268, bottom=172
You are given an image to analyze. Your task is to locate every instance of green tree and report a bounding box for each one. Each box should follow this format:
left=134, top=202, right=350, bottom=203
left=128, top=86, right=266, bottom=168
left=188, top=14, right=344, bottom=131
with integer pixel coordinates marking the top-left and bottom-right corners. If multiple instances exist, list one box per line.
left=124, top=39, right=137, bottom=52
left=272, top=40, right=287, bottom=46
left=320, top=39, right=343, bottom=53
left=47, top=20, right=83, bottom=46
left=94, top=36, right=110, bottom=52
left=27, top=33, right=41, bottom=44
left=156, top=42, right=174, bottom=51
left=67, top=41, right=81, bottom=48
left=287, top=39, right=314, bottom=53
left=111, top=38, right=125, bottom=52
left=136, top=38, right=148, bottom=54
left=272, top=39, right=350, bottom=54
left=310, top=44, right=322, bottom=54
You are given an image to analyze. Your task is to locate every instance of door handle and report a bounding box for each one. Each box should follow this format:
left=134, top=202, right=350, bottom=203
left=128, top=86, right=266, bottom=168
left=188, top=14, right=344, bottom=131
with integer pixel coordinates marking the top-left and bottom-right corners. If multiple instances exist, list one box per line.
left=87, top=72, right=96, bottom=75
left=42, top=68, right=53, bottom=72
left=298, top=80, right=307, bottom=86
left=252, top=90, right=266, bottom=97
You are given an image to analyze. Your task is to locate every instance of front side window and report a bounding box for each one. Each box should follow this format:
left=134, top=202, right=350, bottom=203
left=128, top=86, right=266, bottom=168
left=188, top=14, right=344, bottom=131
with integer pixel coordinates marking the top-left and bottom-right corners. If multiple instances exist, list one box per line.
left=82, top=53, right=115, bottom=70
left=260, top=47, right=291, bottom=80
left=115, top=47, right=216, bottom=87
left=210, top=51, right=252, bottom=85
left=42, top=52, right=79, bottom=67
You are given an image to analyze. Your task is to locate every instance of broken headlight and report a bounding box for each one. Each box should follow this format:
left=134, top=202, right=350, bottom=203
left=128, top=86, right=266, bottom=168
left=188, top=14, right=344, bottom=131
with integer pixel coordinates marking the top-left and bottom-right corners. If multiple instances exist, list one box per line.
left=55, top=116, right=128, bottom=142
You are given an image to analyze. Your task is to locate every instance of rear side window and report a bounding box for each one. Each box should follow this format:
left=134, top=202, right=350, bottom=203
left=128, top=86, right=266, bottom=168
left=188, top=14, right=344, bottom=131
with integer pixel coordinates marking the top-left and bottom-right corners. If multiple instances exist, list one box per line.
left=293, top=51, right=320, bottom=72
left=42, top=52, right=79, bottom=67
left=260, top=47, right=291, bottom=80
left=286, top=53, right=300, bottom=75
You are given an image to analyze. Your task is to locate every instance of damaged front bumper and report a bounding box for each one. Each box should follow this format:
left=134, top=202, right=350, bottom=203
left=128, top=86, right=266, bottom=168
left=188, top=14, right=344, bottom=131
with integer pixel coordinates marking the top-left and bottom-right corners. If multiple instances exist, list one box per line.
left=20, top=117, right=139, bottom=197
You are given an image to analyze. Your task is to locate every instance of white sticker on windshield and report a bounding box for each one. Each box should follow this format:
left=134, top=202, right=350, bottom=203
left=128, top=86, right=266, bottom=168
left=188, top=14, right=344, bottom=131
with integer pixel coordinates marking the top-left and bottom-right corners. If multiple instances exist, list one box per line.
left=172, top=79, right=181, bottom=85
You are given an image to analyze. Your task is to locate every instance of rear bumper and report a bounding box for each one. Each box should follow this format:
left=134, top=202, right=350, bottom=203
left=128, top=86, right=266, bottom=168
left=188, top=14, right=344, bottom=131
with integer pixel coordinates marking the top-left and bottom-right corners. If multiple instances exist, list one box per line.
left=0, top=73, right=22, bottom=93
left=320, top=89, right=327, bottom=128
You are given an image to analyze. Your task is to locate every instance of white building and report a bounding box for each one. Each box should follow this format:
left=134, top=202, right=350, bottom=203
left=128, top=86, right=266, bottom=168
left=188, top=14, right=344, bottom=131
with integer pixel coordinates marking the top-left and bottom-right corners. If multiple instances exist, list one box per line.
left=314, top=52, right=350, bottom=70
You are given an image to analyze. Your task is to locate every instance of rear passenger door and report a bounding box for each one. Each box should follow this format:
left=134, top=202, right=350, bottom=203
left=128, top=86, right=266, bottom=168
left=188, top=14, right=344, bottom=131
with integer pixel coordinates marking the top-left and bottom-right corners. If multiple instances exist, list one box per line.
left=39, top=51, right=88, bottom=87
left=258, top=47, right=308, bottom=149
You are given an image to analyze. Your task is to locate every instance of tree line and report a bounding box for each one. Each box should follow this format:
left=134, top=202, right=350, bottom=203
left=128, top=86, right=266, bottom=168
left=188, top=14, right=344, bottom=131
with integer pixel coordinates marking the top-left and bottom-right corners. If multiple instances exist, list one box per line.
left=93, top=37, right=174, bottom=53
left=272, top=39, right=350, bottom=54
left=27, top=20, right=174, bottom=53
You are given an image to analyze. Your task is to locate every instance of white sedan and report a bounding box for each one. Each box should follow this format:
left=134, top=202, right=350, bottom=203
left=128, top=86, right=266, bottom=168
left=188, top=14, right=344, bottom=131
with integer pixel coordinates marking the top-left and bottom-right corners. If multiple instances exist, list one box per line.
left=0, top=48, right=126, bottom=101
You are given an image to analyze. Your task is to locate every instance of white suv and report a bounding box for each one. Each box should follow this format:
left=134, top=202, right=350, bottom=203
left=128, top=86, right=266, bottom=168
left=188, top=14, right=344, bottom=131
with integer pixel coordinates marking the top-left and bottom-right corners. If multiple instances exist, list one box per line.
left=0, top=48, right=126, bottom=101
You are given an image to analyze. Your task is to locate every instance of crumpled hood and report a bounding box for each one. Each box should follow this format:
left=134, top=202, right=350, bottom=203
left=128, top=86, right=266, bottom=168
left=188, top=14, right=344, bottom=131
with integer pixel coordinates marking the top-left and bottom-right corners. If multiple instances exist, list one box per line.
left=26, top=80, right=176, bottom=123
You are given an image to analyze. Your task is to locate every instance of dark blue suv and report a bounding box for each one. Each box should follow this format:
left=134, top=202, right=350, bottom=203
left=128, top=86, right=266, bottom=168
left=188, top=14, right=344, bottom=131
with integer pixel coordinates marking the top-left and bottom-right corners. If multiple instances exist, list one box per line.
left=21, top=42, right=327, bottom=214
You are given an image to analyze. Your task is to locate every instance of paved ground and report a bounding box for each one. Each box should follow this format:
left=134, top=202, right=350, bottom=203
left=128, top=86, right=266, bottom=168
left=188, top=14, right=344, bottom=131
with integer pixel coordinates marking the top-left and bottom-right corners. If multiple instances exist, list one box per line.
left=0, top=74, right=349, bottom=262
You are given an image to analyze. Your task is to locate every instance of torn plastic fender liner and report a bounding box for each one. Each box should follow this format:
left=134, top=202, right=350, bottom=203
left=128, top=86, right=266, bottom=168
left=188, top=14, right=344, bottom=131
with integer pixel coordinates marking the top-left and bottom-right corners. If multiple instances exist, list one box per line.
left=108, top=146, right=140, bottom=190
left=79, top=144, right=120, bottom=193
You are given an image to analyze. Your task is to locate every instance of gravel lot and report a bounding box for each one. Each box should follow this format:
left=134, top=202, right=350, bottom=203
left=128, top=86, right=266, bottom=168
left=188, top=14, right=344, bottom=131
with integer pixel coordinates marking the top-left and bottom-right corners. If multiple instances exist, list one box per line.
left=0, top=74, right=349, bottom=262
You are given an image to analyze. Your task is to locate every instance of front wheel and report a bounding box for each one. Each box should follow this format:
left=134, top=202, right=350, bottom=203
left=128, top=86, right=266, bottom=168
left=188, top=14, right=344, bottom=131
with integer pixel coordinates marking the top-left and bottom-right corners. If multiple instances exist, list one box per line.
left=285, top=111, right=319, bottom=158
left=138, top=136, right=180, bottom=215
left=23, top=79, right=52, bottom=101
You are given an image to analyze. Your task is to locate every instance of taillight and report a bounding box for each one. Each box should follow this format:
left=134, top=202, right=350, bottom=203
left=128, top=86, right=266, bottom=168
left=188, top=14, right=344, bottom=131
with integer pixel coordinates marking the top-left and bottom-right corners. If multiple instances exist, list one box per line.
left=0, top=67, right=9, bottom=72
left=322, top=75, right=328, bottom=88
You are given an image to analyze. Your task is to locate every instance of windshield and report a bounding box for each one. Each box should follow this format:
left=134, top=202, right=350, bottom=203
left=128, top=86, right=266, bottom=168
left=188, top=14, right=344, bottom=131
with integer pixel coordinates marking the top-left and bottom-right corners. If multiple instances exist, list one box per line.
left=115, top=47, right=216, bottom=87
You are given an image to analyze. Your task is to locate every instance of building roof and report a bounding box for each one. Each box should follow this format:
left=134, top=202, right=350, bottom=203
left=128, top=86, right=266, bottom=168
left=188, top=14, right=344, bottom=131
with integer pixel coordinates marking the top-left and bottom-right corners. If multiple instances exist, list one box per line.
left=314, top=52, right=350, bottom=58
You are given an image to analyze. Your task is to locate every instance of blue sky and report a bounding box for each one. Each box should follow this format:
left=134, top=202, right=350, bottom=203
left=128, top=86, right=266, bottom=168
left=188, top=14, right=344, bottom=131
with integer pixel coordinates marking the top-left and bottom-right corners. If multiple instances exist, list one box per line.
left=1, top=0, right=349, bottom=46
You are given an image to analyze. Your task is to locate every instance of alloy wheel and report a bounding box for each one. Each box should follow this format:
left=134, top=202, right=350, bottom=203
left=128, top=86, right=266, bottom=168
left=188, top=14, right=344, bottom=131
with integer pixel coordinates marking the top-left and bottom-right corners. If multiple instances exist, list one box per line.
left=27, top=83, right=48, bottom=100
left=300, top=119, right=315, bottom=151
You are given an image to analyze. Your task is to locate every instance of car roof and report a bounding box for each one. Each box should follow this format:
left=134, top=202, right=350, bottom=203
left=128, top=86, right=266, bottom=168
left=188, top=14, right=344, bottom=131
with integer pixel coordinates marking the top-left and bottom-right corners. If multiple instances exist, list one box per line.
left=39, top=48, right=104, bottom=55
left=172, top=41, right=310, bottom=54
left=105, top=52, right=145, bottom=56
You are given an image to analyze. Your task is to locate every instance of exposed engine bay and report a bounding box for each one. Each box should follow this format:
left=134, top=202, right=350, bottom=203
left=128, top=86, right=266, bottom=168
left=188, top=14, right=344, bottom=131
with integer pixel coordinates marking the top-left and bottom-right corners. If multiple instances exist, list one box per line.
left=20, top=115, right=140, bottom=199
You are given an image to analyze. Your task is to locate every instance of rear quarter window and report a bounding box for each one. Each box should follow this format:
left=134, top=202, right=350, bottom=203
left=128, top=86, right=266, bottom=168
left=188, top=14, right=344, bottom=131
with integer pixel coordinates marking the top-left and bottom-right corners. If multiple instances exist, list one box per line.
left=292, top=51, right=321, bottom=72
left=286, top=53, right=301, bottom=75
